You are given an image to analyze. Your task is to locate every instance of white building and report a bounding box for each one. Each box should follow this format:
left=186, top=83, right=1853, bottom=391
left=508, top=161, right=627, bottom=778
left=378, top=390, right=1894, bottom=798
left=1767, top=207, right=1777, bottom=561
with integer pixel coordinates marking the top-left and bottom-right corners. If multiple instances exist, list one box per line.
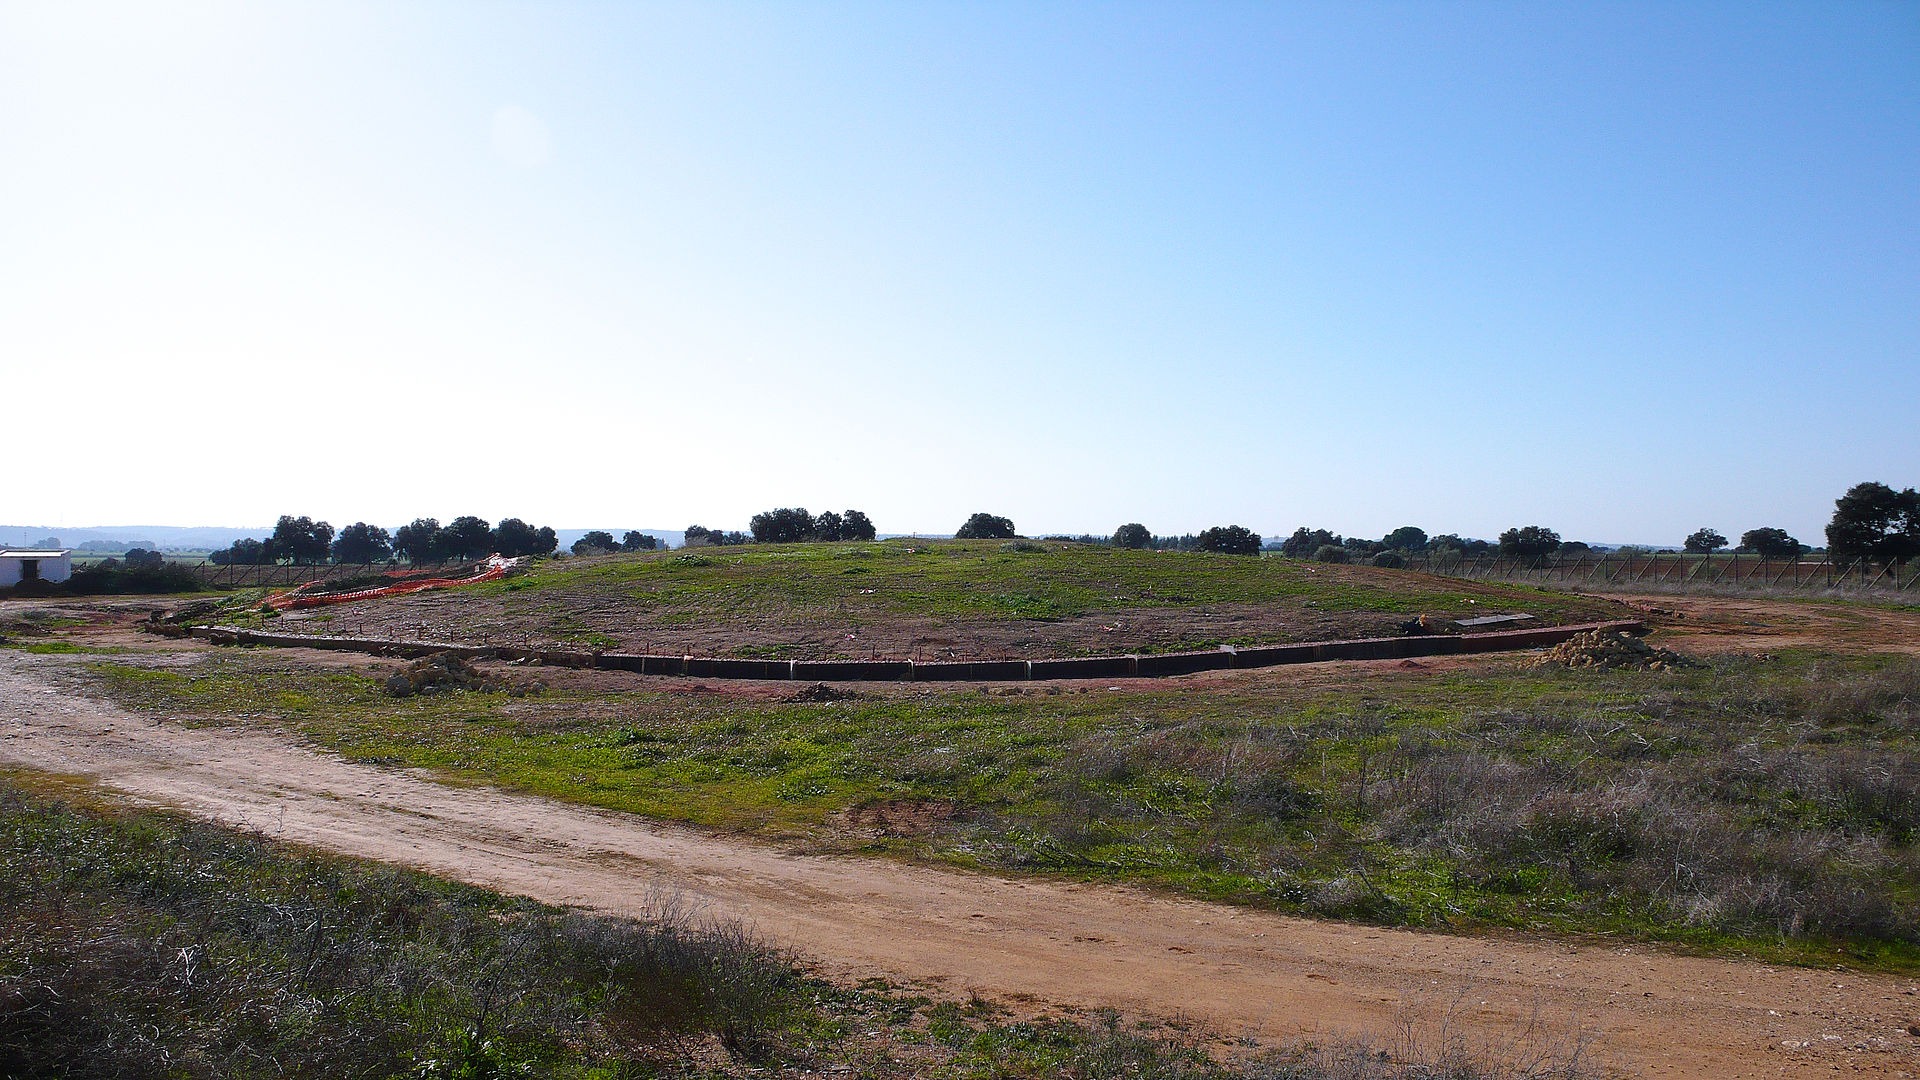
left=0, top=549, right=73, bottom=587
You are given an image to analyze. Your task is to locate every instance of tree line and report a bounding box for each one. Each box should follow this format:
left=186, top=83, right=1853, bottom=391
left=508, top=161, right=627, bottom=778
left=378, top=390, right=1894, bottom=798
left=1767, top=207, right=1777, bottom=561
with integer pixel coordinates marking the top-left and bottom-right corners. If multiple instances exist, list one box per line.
left=194, top=480, right=1918, bottom=571
left=685, top=508, right=877, bottom=547
left=209, top=515, right=564, bottom=566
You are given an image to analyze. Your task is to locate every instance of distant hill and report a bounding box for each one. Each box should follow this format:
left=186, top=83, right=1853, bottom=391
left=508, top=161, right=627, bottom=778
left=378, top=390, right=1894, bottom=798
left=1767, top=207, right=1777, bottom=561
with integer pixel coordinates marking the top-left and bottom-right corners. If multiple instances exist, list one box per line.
left=0, top=525, right=270, bottom=552
left=3, top=524, right=689, bottom=553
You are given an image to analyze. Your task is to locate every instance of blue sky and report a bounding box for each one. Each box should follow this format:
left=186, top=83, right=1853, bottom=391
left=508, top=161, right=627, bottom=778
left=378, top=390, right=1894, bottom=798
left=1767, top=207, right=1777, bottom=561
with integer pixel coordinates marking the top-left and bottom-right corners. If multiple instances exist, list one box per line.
left=3, top=2, right=1914, bottom=545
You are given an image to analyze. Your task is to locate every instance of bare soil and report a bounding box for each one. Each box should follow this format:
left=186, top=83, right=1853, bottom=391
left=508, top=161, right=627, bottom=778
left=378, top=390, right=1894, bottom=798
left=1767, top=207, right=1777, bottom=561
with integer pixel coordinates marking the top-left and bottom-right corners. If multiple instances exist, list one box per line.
left=1608, top=593, right=1920, bottom=656
left=5, top=615, right=1919, bottom=1078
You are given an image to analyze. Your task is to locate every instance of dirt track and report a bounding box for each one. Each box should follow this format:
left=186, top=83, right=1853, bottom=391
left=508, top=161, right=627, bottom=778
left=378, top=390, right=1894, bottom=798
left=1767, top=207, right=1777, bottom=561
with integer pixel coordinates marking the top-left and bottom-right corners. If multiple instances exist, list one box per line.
left=3, top=641, right=1916, bottom=1079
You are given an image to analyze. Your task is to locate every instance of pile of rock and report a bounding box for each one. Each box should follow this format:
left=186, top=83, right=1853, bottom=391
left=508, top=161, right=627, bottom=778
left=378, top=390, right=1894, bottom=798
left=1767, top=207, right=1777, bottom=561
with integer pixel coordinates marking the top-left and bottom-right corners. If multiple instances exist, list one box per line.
left=1530, top=629, right=1698, bottom=672
left=384, top=652, right=541, bottom=697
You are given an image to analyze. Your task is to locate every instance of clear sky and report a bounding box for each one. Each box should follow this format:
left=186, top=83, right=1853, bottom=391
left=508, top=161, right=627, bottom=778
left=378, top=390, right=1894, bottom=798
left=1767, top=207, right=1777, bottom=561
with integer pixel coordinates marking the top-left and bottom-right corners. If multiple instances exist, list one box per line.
left=3, top=2, right=1914, bottom=545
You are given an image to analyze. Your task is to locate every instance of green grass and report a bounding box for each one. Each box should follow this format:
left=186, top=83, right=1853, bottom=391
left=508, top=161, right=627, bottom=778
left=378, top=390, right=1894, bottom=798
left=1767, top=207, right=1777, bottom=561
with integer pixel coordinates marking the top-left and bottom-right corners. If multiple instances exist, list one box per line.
left=2, top=772, right=1602, bottom=1079
left=469, top=540, right=1608, bottom=629
left=77, top=646, right=1920, bottom=973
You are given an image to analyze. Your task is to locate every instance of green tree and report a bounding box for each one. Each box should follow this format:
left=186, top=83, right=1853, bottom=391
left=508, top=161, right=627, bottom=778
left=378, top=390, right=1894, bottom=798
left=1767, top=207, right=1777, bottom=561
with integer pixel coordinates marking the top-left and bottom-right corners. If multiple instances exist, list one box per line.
left=619, top=530, right=658, bottom=552
left=1380, top=526, right=1428, bottom=552
left=1683, top=528, right=1728, bottom=554
left=1281, top=527, right=1341, bottom=558
left=1826, top=482, right=1920, bottom=567
left=840, top=509, right=877, bottom=541
left=1497, top=525, right=1561, bottom=561
left=330, top=522, right=392, bottom=564
left=492, top=518, right=557, bottom=558
left=1111, top=523, right=1152, bottom=549
left=264, top=516, right=334, bottom=565
left=1195, top=525, right=1261, bottom=556
left=572, top=530, right=617, bottom=555
left=441, top=516, right=494, bottom=560
left=955, top=513, right=1016, bottom=540
left=392, top=519, right=444, bottom=564
left=749, top=508, right=816, bottom=544
left=1738, top=527, right=1802, bottom=560
left=813, top=511, right=846, bottom=541
left=208, top=537, right=269, bottom=566
left=122, top=548, right=165, bottom=571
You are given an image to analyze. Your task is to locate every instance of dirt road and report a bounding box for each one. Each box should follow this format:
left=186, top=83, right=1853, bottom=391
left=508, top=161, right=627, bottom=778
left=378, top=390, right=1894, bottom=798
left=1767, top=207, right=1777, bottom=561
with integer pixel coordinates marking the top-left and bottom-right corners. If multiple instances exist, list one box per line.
left=2, top=649, right=1914, bottom=1078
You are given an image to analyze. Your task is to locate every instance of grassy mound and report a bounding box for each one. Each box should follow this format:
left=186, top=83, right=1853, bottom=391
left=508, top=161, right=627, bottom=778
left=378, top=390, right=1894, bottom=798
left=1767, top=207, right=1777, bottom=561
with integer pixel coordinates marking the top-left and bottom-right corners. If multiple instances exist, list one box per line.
left=255, top=541, right=1618, bottom=660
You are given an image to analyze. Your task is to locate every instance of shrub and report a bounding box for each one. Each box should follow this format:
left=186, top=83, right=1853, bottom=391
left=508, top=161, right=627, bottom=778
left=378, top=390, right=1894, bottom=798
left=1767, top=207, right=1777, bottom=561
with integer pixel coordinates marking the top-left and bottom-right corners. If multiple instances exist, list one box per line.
left=63, top=560, right=202, bottom=595
left=1312, top=544, right=1349, bottom=564
left=0, top=782, right=800, bottom=1076
left=1112, top=523, right=1152, bottom=550
left=1370, top=551, right=1406, bottom=569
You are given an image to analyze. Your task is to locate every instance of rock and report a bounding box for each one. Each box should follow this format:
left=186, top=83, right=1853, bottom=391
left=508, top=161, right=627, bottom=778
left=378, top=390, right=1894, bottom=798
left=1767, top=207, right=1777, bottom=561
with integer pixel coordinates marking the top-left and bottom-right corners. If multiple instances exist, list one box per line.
left=383, top=652, right=530, bottom=697
left=1529, top=629, right=1700, bottom=672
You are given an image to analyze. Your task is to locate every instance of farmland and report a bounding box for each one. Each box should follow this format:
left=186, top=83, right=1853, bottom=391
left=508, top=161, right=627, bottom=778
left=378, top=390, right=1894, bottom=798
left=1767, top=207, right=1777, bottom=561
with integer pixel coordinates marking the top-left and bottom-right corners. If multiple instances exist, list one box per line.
left=5, top=545, right=1920, bottom=1077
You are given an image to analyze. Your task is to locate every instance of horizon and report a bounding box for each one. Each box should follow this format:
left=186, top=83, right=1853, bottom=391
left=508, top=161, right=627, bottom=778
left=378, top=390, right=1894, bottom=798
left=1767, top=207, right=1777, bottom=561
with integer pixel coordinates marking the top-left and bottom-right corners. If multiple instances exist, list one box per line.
left=4, top=4, right=1913, bottom=542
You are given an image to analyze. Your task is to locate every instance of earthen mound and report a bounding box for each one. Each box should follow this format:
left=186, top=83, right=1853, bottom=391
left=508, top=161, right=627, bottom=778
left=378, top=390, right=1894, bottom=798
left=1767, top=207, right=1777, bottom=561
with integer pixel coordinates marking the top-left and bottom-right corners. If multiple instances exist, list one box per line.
left=1530, top=629, right=1699, bottom=672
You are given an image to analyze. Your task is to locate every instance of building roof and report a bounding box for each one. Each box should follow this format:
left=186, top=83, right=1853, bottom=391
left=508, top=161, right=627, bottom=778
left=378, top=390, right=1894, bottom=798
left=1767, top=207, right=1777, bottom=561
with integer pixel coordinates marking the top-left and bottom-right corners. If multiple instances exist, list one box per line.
left=0, top=549, right=72, bottom=558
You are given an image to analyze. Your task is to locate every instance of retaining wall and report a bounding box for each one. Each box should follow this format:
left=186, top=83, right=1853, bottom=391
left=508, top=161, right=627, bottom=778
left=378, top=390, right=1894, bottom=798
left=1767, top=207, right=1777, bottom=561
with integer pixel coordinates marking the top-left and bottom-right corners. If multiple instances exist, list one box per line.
left=188, top=620, right=1641, bottom=682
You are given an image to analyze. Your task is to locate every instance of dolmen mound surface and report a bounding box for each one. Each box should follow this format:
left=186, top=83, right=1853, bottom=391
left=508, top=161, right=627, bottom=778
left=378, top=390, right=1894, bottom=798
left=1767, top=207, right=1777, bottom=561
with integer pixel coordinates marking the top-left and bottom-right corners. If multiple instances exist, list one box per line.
left=189, top=620, right=1649, bottom=682
left=1529, top=628, right=1699, bottom=672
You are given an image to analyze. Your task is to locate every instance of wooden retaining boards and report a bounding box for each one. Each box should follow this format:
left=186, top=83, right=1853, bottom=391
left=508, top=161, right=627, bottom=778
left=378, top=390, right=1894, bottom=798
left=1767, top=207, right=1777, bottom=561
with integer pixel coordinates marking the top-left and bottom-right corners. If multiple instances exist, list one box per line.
left=189, top=620, right=1642, bottom=683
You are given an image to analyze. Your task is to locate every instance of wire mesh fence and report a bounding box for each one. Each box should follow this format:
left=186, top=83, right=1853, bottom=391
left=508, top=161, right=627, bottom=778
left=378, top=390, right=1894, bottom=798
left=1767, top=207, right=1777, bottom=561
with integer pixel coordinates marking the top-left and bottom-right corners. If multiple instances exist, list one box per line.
left=1404, top=552, right=1918, bottom=595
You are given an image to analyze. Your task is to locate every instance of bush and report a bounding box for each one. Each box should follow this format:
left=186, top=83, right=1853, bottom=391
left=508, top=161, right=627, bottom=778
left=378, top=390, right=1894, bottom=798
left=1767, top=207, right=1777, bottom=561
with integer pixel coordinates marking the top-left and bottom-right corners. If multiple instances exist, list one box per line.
left=1370, top=551, right=1406, bottom=569
left=63, top=560, right=202, bottom=595
left=0, top=782, right=799, bottom=1076
left=1112, top=523, right=1152, bottom=550
left=1312, top=544, right=1349, bottom=564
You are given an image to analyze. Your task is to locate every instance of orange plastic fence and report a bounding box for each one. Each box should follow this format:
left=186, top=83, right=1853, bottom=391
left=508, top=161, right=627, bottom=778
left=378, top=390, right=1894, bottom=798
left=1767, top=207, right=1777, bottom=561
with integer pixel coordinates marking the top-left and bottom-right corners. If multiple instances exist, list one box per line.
left=262, top=557, right=517, bottom=611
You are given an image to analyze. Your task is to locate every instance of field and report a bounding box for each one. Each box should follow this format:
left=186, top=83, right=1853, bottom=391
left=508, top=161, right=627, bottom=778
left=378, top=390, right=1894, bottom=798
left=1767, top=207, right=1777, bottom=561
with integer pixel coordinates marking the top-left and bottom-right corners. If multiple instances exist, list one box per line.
left=254, top=539, right=1618, bottom=660
left=13, top=771, right=1478, bottom=1080
left=5, top=545, right=1920, bottom=1077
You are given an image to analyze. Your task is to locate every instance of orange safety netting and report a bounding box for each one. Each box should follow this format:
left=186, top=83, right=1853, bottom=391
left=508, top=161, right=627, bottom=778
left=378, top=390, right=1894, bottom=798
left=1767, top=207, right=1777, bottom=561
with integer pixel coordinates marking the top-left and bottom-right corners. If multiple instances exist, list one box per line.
left=263, top=556, right=519, bottom=611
